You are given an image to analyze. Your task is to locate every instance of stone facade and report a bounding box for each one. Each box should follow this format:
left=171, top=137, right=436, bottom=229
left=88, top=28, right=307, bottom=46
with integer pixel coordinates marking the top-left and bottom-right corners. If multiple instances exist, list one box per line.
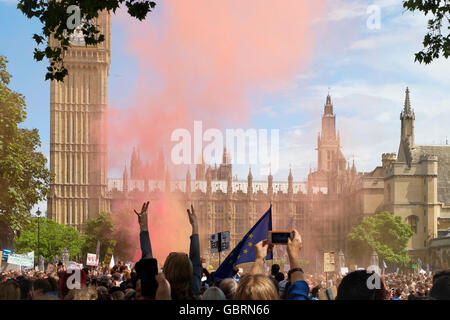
left=47, top=11, right=111, bottom=231
left=107, top=94, right=360, bottom=269
left=356, top=88, right=450, bottom=267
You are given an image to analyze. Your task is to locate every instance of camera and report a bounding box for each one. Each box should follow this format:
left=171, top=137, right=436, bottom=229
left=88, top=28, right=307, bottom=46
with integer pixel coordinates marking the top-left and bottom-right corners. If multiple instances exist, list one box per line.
left=267, top=231, right=293, bottom=245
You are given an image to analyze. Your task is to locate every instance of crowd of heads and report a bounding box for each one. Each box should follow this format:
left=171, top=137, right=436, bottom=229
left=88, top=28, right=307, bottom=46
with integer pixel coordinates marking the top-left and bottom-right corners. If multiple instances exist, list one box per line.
left=2, top=263, right=448, bottom=300
left=1, top=202, right=449, bottom=301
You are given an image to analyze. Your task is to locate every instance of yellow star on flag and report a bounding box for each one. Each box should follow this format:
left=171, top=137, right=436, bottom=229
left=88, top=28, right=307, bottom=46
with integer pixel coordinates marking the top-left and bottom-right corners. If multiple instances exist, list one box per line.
left=243, top=249, right=248, bottom=254
left=248, top=242, right=253, bottom=247
left=249, top=234, right=253, bottom=239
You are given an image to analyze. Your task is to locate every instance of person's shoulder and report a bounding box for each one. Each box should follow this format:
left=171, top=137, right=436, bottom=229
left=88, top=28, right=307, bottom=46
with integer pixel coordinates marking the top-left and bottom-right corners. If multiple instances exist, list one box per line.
left=286, top=280, right=310, bottom=300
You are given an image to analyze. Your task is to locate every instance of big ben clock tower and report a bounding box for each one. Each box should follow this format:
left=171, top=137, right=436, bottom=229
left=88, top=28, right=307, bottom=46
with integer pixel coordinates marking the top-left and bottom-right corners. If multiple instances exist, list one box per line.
left=47, top=11, right=111, bottom=231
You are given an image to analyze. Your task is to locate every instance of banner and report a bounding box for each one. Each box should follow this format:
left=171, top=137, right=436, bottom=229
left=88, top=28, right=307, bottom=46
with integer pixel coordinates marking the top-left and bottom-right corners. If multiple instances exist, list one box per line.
left=86, top=253, right=98, bottom=266
left=7, top=252, right=34, bottom=268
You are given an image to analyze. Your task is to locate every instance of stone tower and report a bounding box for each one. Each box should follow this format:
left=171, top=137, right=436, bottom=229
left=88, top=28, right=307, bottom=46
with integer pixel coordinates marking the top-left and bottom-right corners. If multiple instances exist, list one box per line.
left=317, top=94, right=340, bottom=172
left=47, top=11, right=111, bottom=231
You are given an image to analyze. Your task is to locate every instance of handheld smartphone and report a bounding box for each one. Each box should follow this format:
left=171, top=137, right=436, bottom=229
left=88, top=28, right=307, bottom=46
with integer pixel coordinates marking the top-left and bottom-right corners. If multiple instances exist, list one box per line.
left=267, top=231, right=293, bottom=245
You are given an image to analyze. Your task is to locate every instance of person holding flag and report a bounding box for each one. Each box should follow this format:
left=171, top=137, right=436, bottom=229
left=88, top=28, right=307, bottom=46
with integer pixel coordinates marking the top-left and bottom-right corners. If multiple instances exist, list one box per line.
left=213, top=206, right=273, bottom=282
left=213, top=205, right=310, bottom=300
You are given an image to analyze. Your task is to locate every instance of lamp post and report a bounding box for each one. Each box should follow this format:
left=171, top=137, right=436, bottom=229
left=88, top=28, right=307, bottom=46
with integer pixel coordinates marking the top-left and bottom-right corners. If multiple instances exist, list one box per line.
left=36, top=208, right=41, bottom=269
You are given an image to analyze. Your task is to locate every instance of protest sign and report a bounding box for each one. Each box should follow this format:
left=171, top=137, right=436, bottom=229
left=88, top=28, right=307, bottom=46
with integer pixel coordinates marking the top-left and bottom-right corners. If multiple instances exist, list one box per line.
left=324, top=252, right=335, bottom=272
left=86, top=253, right=98, bottom=266
left=7, top=252, right=34, bottom=268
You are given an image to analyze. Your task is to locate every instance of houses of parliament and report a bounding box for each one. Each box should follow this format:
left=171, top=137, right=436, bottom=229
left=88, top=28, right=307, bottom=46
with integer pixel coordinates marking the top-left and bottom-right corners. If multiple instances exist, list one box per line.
left=46, top=12, right=450, bottom=270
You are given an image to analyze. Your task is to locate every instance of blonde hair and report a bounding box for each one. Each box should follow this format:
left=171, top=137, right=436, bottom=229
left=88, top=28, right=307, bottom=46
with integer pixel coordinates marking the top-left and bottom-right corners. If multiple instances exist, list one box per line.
left=64, top=288, right=98, bottom=300
left=163, top=252, right=193, bottom=300
left=234, top=274, right=279, bottom=300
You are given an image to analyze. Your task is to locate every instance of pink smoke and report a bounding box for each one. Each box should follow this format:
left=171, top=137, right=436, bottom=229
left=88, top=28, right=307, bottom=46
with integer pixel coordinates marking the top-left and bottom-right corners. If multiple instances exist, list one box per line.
left=107, top=0, right=327, bottom=261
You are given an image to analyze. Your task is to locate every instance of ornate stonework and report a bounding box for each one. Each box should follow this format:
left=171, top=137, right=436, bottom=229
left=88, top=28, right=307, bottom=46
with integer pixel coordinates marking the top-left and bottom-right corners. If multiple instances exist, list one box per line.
left=47, top=12, right=111, bottom=231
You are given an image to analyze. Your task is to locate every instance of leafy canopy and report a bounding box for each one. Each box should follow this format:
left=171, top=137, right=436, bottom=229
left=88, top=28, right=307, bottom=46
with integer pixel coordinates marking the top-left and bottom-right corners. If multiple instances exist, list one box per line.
left=14, top=217, right=84, bottom=262
left=0, top=56, right=51, bottom=232
left=17, top=0, right=156, bottom=81
left=403, top=0, right=450, bottom=64
left=347, top=211, right=414, bottom=267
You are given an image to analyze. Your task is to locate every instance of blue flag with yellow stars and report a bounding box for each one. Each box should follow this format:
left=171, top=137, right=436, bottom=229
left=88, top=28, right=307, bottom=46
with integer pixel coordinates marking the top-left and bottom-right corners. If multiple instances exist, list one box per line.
left=213, top=205, right=273, bottom=282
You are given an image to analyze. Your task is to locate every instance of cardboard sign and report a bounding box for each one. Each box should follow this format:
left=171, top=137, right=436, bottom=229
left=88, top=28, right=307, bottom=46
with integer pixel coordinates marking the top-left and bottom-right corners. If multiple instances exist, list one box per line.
left=210, top=231, right=230, bottom=253
left=86, top=253, right=98, bottom=266
left=324, top=252, right=335, bottom=272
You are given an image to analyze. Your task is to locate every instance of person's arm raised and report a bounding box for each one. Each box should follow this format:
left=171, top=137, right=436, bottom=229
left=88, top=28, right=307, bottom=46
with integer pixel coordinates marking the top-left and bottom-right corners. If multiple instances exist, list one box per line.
left=250, top=240, right=269, bottom=275
left=134, top=201, right=152, bottom=259
left=287, top=229, right=304, bottom=283
left=187, top=205, right=202, bottom=297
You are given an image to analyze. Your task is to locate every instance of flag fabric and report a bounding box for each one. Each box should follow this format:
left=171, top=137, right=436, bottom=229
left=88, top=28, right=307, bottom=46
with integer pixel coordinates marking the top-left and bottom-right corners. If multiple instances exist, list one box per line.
left=213, top=206, right=273, bottom=282
left=109, top=255, right=115, bottom=268
left=382, top=260, right=387, bottom=269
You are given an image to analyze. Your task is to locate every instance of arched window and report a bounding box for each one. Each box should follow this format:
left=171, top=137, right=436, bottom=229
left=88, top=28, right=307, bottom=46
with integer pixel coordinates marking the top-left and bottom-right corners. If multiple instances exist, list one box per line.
left=406, top=215, right=419, bottom=234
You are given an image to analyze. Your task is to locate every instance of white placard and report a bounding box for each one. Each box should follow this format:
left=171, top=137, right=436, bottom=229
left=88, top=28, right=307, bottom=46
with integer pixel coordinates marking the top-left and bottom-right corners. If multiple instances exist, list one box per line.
left=86, top=253, right=98, bottom=266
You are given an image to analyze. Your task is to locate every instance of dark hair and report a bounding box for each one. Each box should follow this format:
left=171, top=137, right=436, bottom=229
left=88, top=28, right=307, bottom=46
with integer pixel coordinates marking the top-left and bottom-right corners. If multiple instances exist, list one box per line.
left=135, top=258, right=158, bottom=298
left=275, top=272, right=285, bottom=283
left=430, top=275, right=450, bottom=300
left=47, top=277, right=58, bottom=292
left=394, top=288, right=402, bottom=298
left=311, top=285, right=322, bottom=298
left=271, top=264, right=280, bottom=276
left=433, top=270, right=450, bottom=284
left=336, top=270, right=387, bottom=300
left=33, top=279, right=52, bottom=294
left=16, top=277, right=33, bottom=300
left=232, top=267, right=239, bottom=277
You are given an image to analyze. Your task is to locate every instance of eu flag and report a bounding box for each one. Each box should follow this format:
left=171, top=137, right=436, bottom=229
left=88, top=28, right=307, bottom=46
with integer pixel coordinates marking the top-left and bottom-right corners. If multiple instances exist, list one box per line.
left=213, top=205, right=273, bottom=282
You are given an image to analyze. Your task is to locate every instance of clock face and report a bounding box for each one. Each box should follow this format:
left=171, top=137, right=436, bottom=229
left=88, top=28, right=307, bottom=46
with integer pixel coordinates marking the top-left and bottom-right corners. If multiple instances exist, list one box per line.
left=69, top=24, right=85, bottom=45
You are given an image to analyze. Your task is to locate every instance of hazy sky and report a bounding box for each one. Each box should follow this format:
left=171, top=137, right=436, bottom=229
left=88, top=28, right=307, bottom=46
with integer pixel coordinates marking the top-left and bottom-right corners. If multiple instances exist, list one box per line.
left=1, top=0, right=449, bottom=215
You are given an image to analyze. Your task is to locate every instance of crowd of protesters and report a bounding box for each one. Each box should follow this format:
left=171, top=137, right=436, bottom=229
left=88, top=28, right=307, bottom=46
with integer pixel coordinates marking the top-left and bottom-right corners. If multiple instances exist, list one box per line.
left=1, top=202, right=449, bottom=300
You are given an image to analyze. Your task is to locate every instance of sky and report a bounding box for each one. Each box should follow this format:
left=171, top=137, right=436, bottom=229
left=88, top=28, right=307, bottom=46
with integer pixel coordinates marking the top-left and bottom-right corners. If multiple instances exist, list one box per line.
left=0, top=0, right=449, bottom=215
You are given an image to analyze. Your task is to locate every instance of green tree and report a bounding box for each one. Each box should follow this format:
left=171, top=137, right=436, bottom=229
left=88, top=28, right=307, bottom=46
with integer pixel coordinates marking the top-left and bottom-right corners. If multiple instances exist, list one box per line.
left=82, top=212, right=115, bottom=262
left=403, top=0, right=450, bottom=64
left=0, top=56, right=51, bottom=237
left=347, top=211, right=414, bottom=267
left=82, top=210, right=136, bottom=263
left=14, top=217, right=84, bottom=262
left=17, top=0, right=156, bottom=81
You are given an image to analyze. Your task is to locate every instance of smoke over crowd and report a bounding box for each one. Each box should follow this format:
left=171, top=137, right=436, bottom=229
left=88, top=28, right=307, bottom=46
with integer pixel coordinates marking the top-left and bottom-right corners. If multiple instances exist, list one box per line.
left=107, top=0, right=327, bottom=262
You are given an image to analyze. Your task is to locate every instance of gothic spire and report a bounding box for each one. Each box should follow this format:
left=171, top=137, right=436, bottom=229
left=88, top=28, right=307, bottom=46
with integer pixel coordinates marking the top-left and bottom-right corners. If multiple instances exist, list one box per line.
left=404, top=87, right=412, bottom=115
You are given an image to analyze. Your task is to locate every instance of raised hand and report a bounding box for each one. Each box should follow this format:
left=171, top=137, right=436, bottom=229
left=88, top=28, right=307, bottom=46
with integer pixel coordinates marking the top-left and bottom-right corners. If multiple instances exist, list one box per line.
left=287, top=229, right=302, bottom=260
left=187, top=204, right=198, bottom=235
left=134, top=201, right=150, bottom=231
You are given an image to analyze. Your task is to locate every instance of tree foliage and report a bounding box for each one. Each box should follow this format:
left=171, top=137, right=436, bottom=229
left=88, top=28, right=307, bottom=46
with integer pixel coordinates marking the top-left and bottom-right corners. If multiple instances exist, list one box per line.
left=403, top=0, right=450, bottom=64
left=82, top=210, right=136, bottom=262
left=0, top=56, right=51, bottom=233
left=17, top=0, right=156, bottom=81
left=347, top=211, right=414, bottom=267
left=14, top=217, right=84, bottom=262
left=81, top=211, right=115, bottom=261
